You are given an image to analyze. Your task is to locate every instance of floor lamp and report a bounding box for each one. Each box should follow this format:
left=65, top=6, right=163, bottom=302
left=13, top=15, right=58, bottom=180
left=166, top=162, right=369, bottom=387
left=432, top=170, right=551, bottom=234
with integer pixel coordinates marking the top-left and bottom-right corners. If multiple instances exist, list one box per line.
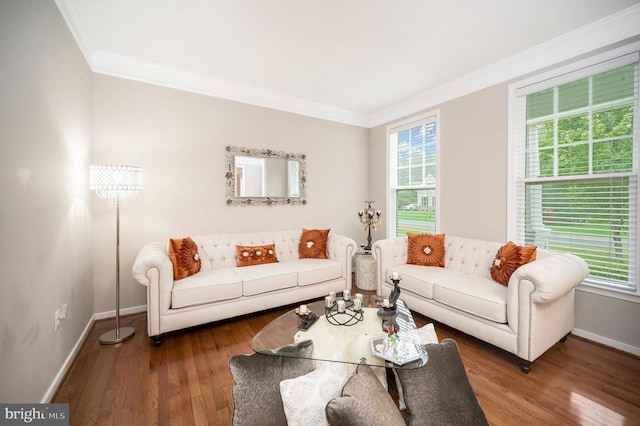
left=90, top=164, right=143, bottom=345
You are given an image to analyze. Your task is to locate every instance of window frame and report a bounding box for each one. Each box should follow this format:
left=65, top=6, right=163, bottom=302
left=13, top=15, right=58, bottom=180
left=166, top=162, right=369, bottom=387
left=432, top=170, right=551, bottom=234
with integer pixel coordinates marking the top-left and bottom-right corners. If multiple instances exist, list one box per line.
left=386, top=110, right=441, bottom=238
left=508, top=42, right=640, bottom=302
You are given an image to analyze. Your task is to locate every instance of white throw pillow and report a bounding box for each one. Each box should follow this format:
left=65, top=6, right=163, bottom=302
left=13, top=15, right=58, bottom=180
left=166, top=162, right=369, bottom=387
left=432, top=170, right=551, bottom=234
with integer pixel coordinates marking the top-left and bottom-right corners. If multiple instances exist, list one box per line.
left=280, top=361, right=348, bottom=426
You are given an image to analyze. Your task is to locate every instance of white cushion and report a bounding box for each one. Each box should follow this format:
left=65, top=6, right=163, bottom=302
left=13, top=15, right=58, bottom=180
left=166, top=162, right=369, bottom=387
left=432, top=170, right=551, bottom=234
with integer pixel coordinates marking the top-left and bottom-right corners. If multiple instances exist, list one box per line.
left=233, top=263, right=297, bottom=296
left=279, top=360, right=348, bottom=426
left=385, top=264, right=465, bottom=299
left=171, top=269, right=242, bottom=309
left=288, top=259, right=342, bottom=286
left=434, top=275, right=508, bottom=323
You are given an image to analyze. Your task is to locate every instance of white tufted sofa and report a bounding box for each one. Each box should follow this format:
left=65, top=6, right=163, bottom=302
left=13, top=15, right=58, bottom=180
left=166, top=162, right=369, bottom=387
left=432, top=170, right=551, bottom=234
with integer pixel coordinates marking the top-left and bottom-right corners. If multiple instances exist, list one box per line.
left=133, top=229, right=357, bottom=345
left=372, top=235, right=588, bottom=372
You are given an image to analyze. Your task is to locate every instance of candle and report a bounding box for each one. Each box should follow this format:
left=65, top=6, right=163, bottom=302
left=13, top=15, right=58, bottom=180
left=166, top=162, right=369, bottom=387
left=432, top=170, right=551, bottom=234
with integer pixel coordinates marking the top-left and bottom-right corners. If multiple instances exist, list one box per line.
left=325, top=295, right=334, bottom=308
left=383, top=298, right=390, bottom=308
left=343, top=289, right=351, bottom=301
left=391, top=271, right=399, bottom=280
left=337, top=300, right=346, bottom=313
left=355, top=293, right=363, bottom=303
left=329, top=291, right=336, bottom=300
left=299, top=304, right=307, bottom=314
left=353, top=298, right=362, bottom=311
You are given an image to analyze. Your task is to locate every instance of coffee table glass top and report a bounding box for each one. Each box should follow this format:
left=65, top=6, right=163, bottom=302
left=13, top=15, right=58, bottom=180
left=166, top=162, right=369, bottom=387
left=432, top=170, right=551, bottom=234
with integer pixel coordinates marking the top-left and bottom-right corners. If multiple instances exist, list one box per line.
left=250, top=296, right=428, bottom=369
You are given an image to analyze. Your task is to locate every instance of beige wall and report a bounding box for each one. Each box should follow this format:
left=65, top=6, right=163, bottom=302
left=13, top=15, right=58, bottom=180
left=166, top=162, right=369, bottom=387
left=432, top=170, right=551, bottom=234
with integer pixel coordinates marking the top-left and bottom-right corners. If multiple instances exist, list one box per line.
left=0, top=0, right=93, bottom=402
left=91, top=74, right=369, bottom=313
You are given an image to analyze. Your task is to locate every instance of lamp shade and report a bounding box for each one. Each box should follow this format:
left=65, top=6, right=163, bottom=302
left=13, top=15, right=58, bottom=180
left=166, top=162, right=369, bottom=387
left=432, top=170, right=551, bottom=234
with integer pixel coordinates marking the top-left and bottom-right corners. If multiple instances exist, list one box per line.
left=89, top=164, right=143, bottom=207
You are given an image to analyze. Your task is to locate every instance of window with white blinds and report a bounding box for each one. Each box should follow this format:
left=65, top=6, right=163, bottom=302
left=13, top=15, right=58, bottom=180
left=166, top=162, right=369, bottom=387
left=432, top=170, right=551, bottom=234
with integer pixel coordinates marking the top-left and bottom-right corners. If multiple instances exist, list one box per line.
left=511, top=52, right=639, bottom=293
left=387, top=112, right=439, bottom=237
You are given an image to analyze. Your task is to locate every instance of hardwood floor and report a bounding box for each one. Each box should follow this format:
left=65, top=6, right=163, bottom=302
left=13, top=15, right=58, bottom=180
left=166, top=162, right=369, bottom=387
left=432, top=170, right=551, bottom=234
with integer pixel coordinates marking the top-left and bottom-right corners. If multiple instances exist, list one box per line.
left=53, top=303, right=640, bottom=425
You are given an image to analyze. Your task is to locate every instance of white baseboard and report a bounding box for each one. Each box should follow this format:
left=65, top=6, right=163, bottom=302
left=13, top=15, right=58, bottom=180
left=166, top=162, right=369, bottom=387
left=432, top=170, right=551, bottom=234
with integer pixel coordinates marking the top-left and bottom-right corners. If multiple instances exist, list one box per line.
left=43, top=305, right=148, bottom=403
left=93, top=304, right=147, bottom=320
left=41, top=315, right=95, bottom=403
left=572, top=328, right=640, bottom=357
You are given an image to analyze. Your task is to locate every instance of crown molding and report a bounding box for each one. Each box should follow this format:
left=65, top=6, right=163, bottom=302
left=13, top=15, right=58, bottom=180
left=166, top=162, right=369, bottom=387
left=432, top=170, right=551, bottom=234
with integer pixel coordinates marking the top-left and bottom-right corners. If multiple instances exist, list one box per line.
left=56, top=1, right=640, bottom=129
left=91, top=51, right=369, bottom=127
left=367, top=3, right=640, bottom=128
left=55, top=0, right=96, bottom=66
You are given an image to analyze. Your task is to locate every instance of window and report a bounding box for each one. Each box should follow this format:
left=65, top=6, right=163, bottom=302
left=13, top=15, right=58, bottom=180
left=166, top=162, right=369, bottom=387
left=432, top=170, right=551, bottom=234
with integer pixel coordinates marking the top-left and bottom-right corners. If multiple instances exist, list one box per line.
left=510, top=51, right=639, bottom=294
left=387, top=112, right=439, bottom=237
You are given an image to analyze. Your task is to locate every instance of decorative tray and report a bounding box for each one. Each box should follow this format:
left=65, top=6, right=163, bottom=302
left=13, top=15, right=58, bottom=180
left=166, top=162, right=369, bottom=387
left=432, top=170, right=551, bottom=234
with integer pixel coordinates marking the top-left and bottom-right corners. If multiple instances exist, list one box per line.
left=370, top=333, right=423, bottom=365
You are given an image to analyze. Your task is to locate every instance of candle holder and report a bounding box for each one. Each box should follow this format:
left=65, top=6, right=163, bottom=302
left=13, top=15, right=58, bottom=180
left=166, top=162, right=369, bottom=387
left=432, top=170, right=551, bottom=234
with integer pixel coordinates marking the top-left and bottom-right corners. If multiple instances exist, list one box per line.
left=357, top=201, right=381, bottom=251
left=325, top=298, right=364, bottom=326
left=389, top=276, right=402, bottom=310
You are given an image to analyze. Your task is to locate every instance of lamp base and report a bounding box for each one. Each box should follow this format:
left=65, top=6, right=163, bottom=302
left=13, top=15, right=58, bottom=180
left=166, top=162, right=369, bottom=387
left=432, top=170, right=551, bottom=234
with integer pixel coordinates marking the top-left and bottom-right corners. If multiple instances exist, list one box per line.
left=99, top=326, right=135, bottom=345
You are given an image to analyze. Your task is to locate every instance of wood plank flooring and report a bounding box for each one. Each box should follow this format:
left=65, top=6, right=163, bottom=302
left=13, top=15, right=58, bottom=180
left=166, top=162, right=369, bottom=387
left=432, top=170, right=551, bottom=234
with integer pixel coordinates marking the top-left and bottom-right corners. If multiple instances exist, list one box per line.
left=53, top=302, right=640, bottom=425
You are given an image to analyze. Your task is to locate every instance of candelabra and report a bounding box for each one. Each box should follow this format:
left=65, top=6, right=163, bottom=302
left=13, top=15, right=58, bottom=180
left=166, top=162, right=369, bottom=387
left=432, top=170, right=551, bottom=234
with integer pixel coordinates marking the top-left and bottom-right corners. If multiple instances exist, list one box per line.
left=358, top=201, right=381, bottom=251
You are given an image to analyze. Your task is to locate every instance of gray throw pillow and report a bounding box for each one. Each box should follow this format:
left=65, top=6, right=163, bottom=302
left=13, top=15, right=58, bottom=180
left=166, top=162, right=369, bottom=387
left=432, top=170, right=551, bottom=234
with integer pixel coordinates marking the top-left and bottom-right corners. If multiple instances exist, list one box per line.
left=229, top=340, right=315, bottom=426
left=396, top=339, right=489, bottom=426
left=325, top=361, right=405, bottom=426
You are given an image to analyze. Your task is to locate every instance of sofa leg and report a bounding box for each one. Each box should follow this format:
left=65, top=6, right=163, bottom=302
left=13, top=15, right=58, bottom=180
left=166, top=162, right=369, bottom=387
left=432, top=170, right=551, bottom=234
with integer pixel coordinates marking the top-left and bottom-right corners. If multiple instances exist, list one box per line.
left=151, top=336, right=162, bottom=347
left=520, top=360, right=531, bottom=374
left=560, top=332, right=570, bottom=343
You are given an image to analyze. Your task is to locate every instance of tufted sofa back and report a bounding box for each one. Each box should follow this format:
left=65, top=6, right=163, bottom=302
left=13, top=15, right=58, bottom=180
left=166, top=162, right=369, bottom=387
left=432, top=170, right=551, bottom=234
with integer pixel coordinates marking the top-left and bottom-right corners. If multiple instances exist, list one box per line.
left=192, top=230, right=303, bottom=271
left=444, top=235, right=550, bottom=279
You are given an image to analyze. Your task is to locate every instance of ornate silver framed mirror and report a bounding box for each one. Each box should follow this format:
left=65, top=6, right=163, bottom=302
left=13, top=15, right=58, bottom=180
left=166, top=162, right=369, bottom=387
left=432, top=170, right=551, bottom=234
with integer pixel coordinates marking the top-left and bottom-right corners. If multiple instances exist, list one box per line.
left=225, top=146, right=307, bottom=206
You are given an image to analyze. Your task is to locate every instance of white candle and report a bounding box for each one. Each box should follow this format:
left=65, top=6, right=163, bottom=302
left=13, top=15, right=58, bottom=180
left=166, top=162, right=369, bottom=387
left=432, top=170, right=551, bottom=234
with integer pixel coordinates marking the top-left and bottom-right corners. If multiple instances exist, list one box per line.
left=329, top=291, right=336, bottom=300
left=392, top=271, right=399, bottom=280
left=355, top=293, right=363, bottom=303
left=343, top=289, right=351, bottom=301
left=383, top=298, right=390, bottom=308
left=353, top=298, right=362, bottom=311
left=325, top=296, right=333, bottom=308
left=337, top=300, right=346, bottom=313
left=299, top=304, right=307, bottom=314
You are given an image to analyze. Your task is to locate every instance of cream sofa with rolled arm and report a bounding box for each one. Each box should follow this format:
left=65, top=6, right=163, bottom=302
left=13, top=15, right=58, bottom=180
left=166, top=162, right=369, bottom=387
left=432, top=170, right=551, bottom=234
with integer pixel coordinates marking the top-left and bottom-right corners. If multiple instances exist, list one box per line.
left=372, top=235, right=588, bottom=372
left=133, top=229, right=357, bottom=345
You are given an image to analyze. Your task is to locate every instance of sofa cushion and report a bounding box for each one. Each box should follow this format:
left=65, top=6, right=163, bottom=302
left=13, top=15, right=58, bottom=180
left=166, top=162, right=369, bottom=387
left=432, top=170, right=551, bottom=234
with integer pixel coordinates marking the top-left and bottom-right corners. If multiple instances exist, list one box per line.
left=171, top=268, right=242, bottom=309
left=289, top=259, right=342, bottom=286
left=384, top=264, right=466, bottom=299
left=236, top=244, right=279, bottom=267
left=396, top=339, right=488, bottom=426
left=325, top=362, right=405, bottom=426
left=168, top=237, right=202, bottom=280
left=407, top=233, right=446, bottom=267
left=229, top=341, right=315, bottom=426
left=299, top=228, right=330, bottom=259
left=234, top=263, right=298, bottom=296
left=434, top=275, right=508, bottom=323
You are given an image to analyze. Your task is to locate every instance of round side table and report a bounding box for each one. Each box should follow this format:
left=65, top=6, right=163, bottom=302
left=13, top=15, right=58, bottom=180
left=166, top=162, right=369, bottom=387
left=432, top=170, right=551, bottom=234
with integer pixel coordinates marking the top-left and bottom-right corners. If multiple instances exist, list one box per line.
left=354, top=252, right=377, bottom=291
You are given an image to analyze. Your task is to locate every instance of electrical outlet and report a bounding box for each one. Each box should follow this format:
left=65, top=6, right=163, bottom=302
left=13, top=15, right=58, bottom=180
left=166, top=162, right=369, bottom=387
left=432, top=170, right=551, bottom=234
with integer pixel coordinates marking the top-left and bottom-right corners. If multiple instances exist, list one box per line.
left=55, top=309, right=61, bottom=332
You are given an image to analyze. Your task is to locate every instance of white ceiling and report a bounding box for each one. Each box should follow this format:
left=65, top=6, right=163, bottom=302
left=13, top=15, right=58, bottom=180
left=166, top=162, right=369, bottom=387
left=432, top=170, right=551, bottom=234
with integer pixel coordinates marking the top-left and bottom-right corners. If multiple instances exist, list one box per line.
left=56, top=0, right=640, bottom=127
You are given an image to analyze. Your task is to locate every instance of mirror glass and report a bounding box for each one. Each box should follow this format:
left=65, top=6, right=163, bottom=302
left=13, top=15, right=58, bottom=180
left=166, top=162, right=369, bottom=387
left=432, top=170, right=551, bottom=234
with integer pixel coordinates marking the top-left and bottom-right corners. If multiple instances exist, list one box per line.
left=226, top=146, right=306, bottom=206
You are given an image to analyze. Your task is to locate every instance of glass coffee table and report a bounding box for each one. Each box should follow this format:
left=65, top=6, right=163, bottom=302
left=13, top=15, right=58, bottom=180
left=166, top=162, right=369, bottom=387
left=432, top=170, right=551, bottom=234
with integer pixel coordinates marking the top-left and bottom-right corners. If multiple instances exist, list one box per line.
left=251, top=295, right=428, bottom=369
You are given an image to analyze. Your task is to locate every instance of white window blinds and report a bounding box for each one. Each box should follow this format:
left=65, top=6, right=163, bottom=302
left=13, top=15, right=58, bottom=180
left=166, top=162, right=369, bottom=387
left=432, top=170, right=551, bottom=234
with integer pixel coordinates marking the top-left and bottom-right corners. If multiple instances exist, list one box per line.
left=388, top=113, right=439, bottom=237
left=513, top=53, right=639, bottom=292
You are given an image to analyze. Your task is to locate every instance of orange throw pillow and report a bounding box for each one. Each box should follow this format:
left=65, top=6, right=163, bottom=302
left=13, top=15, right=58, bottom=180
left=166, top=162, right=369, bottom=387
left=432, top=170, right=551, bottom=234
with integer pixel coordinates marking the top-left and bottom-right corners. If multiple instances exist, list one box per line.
left=236, top=244, right=279, bottom=267
left=490, top=241, right=537, bottom=285
left=406, top=233, right=446, bottom=267
left=298, top=228, right=330, bottom=259
left=168, top=237, right=202, bottom=280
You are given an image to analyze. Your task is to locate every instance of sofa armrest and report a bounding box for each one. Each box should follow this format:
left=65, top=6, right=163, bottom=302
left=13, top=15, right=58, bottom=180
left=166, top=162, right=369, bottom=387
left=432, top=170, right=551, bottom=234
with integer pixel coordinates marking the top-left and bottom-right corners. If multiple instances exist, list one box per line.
left=509, top=252, right=589, bottom=303
left=372, top=237, right=408, bottom=294
left=327, top=234, right=358, bottom=289
left=132, top=242, right=174, bottom=337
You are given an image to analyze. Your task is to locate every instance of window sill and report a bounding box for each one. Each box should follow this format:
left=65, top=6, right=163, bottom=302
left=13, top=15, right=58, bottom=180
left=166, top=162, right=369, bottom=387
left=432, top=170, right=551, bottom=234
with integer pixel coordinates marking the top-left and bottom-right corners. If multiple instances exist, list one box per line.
left=576, top=283, right=640, bottom=304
